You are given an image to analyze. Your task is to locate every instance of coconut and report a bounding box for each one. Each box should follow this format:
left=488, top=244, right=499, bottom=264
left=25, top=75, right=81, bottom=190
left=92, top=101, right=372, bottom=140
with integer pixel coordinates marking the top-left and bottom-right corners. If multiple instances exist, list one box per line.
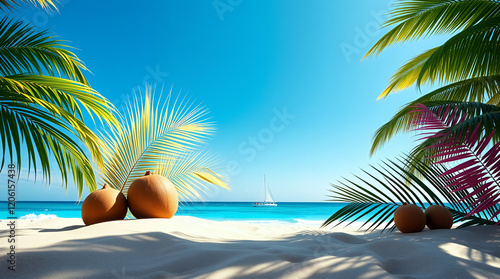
left=81, top=184, right=128, bottom=225
left=127, top=171, right=178, bottom=218
left=425, top=205, right=453, bottom=230
left=394, top=203, right=426, bottom=233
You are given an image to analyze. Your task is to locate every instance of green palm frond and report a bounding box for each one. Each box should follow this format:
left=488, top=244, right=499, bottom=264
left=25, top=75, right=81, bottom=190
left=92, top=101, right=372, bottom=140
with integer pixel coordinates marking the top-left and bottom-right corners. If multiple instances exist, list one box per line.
left=0, top=95, right=96, bottom=195
left=416, top=17, right=500, bottom=88
left=5, top=75, right=117, bottom=124
left=0, top=17, right=88, bottom=84
left=378, top=47, right=436, bottom=99
left=365, top=0, right=500, bottom=58
left=378, top=17, right=500, bottom=98
left=0, top=74, right=118, bottom=174
left=322, top=156, right=498, bottom=233
left=1, top=84, right=104, bottom=154
left=416, top=75, right=500, bottom=104
left=99, top=85, right=228, bottom=198
left=0, top=18, right=119, bottom=197
left=371, top=76, right=500, bottom=155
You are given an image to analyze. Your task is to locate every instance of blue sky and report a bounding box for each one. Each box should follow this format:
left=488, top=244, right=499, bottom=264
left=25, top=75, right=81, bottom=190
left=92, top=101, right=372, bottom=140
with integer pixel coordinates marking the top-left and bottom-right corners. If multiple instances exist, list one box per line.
left=1, top=0, right=448, bottom=202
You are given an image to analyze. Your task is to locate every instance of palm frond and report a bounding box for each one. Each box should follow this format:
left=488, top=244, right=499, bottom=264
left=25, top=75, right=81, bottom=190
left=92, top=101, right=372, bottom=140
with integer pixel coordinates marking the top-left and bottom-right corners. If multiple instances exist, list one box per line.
left=378, top=16, right=500, bottom=98
left=0, top=73, right=119, bottom=176
left=322, top=156, right=498, bottom=233
left=416, top=17, right=500, bottom=89
left=378, top=47, right=436, bottom=99
left=0, top=96, right=96, bottom=196
left=99, top=85, right=228, bottom=198
left=405, top=102, right=500, bottom=175
left=409, top=74, right=500, bottom=105
left=0, top=17, right=89, bottom=84
left=155, top=149, right=229, bottom=201
left=0, top=17, right=119, bottom=196
left=371, top=76, right=500, bottom=156
left=365, top=0, right=500, bottom=58
left=4, top=75, right=118, bottom=125
left=409, top=104, right=500, bottom=220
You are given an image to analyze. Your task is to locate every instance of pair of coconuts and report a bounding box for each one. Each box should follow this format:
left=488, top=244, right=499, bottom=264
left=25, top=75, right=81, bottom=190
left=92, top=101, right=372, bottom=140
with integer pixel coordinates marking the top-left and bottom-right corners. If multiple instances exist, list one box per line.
left=81, top=171, right=178, bottom=225
left=394, top=203, right=453, bottom=233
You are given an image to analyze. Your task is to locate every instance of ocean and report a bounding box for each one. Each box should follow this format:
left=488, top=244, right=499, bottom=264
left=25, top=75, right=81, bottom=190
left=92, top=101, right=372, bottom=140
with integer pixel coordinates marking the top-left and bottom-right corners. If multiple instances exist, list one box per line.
left=0, top=201, right=349, bottom=225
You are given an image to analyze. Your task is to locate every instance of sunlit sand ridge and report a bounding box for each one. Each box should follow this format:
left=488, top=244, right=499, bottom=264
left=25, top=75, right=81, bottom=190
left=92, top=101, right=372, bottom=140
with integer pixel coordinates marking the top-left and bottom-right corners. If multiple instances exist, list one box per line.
left=1, top=217, right=499, bottom=278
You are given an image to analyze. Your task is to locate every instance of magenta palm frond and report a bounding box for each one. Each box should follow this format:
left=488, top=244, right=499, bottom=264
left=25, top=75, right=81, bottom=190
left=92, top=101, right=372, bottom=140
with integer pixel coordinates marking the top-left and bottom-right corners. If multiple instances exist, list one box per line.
left=410, top=104, right=500, bottom=222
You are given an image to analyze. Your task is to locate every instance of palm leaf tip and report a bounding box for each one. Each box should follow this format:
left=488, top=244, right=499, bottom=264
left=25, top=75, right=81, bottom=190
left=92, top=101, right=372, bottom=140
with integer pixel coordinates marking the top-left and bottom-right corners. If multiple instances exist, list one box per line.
left=194, top=169, right=229, bottom=190
left=1, top=0, right=59, bottom=11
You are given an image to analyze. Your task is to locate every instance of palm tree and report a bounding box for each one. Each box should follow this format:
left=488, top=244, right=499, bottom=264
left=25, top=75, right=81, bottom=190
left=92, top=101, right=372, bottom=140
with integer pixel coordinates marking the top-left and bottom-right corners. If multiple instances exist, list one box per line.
left=0, top=2, right=119, bottom=196
left=99, top=86, right=229, bottom=202
left=367, top=0, right=500, bottom=157
left=324, top=1, right=500, bottom=231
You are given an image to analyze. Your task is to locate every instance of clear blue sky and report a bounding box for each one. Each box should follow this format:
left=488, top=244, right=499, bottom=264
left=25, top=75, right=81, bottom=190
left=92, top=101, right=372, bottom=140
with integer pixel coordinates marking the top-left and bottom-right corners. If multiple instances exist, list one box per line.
left=1, top=0, right=447, bottom=202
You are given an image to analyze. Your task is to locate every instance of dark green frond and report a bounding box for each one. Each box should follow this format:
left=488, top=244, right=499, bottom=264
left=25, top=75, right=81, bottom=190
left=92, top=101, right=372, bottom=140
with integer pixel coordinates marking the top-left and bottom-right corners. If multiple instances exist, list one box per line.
left=0, top=17, right=88, bottom=84
left=0, top=97, right=96, bottom=196
left=416, top=16, right=500, bottom=88
left=365, top=0, right=500, bottom=58
left=371, top=76, right=500, bottom=156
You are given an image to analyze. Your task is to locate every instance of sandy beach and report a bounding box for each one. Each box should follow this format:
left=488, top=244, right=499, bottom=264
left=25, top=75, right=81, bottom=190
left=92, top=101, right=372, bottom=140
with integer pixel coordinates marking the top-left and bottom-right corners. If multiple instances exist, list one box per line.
left=0, top=217, right=499, bottom=278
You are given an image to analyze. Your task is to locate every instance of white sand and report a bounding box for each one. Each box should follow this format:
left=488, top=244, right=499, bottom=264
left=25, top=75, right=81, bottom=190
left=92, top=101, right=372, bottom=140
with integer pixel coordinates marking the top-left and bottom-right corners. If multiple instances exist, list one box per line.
left=1, top=216, right=499, bottom=279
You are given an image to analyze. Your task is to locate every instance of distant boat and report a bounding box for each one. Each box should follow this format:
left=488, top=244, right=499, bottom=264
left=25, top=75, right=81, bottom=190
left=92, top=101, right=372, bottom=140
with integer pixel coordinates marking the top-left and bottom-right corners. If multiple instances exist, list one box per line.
left=253, top=176, right=277, bottom=207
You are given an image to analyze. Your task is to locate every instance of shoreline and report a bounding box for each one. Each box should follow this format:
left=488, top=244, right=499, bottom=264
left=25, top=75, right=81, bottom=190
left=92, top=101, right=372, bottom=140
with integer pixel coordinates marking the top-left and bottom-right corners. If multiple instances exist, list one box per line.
left=0, top=201, right=353, bottom=223
left=1, top=216, right=499, bottom=278
left=10, top=214, right=328, bottom=226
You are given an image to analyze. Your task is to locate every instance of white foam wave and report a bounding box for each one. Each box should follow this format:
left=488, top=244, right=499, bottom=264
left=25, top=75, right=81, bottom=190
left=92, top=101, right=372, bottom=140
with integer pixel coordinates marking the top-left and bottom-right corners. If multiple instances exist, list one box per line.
left=293, top=219, right=324, bottom=226
left=20, top=213, right=58, bottom=220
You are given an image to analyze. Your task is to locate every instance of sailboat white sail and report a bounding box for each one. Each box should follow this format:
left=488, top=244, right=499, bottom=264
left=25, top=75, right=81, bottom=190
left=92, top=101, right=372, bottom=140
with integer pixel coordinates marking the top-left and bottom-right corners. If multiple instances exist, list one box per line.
left=253, top=176, right=277, bottom=207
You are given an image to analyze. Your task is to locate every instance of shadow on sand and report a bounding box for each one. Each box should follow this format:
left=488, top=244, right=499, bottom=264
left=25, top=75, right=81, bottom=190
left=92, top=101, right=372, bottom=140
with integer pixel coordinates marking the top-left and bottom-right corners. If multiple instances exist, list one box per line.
left=6, top=224, right=500, bottom=279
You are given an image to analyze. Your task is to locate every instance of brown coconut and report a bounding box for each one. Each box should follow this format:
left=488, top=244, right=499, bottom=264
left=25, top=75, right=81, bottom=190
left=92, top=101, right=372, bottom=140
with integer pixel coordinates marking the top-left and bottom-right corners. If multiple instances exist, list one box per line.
left=127, top=171, right=179, bottom=218
left=394, top=203, right=426, bottom=233
left=81, top=184, right=128, bottom=226
left=425, top=205, right=453, bottom=230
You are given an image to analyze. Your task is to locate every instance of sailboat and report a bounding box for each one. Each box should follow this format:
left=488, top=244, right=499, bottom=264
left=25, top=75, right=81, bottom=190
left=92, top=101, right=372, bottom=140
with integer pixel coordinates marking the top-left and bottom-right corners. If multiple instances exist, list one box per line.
left=253, top=176, right=277, bottom=207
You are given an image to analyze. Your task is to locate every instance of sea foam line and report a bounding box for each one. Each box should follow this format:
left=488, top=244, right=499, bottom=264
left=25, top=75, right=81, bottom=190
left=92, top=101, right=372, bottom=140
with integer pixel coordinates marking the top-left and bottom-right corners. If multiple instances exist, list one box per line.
left=20, top=213, right=58, bottom=220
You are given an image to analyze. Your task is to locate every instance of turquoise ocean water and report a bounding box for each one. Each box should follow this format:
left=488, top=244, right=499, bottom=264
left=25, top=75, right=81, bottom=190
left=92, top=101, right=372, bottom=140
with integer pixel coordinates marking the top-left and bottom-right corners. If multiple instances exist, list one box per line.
left=0, top=201, right=350, bottom=224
